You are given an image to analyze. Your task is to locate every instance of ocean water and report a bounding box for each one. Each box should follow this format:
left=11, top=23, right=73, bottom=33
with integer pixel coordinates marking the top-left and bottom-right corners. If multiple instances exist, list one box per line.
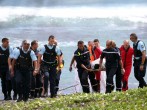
left=0, top=0, right=147, bottom=99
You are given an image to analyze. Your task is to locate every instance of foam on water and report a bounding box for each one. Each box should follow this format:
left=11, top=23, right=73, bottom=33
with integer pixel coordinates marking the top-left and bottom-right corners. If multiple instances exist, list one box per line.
left=0, top=6, right=147, bottom=23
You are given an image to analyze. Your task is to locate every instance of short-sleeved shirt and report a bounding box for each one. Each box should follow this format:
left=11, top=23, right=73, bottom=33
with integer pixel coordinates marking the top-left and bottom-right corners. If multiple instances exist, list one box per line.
left=39, top=44, right=61, bottom=56
left=101, top=48, right=120, bottom=68
left=13, top=47, right=37, bottom=61
left=134, top=41, right=146, bottom=52
left=0, top=45, right=13, bottom=56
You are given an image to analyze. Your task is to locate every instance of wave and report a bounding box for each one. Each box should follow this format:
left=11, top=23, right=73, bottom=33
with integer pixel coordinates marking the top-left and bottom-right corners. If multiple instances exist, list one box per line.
left=0, top=0, right=147, bottom=7
left=0, top=6, right=147, bottom=24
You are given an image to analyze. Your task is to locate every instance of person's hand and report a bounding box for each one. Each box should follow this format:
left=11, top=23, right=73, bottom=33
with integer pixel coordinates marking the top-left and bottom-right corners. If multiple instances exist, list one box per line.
left=9, top=65, right=12, bottom=71
left=87, top=68, right=93, bottom=72
left=69, top=66, right=72, bottom=72
left=121, top=68, right=125, bottom=75
left=11, top=69, right=14, bottom=77
left=140, top=64, right=144, bottom=71
left=33, top=70, right=38, bottom=76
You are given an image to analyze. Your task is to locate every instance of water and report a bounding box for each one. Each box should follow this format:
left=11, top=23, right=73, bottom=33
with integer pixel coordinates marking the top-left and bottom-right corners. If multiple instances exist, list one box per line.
left=0, top=0, right=147, bottom=99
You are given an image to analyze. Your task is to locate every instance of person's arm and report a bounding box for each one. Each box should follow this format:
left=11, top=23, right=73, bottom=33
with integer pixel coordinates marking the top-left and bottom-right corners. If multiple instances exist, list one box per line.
left=81, top=64, right=91, bottom=71
left=56, top=46, right=62, bottom=70
left=30, top=51, right=38, bottom=76
left=57, top=55, right=61, bottom=69
left=11, top=59, right=16, bottom=77
left=37, top=54, right=42, bottom=70
left=99, top=51, right=104, bottom=70
left=69, top=56, right=75, bottom=72
left=140, top=50, right=146, bottom=71
left=139, top=42, right=146, bottom=71
left=33, top=60, right=38, bottom=76
left=99, top=58, right=103, bottom=70
left=37, top=46, right=45, bottom=70
left=8, top=57, right=12, bottom=70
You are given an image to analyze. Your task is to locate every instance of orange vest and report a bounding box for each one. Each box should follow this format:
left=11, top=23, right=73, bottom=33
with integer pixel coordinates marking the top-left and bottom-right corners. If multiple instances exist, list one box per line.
left=88, top=46, right=95, bottom=62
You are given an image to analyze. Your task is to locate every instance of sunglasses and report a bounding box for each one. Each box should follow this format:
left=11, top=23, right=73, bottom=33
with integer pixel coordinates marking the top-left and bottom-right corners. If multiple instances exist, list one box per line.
left=24, top=43, right=30, bottom=45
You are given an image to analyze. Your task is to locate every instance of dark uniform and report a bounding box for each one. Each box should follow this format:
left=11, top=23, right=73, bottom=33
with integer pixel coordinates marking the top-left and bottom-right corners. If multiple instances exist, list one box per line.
left=133, top=40, right=147, bottom=88
left=30, top=48, right=43, bottom=98
left=74, top=47, right=97, bottom=93
left=40, top=45, right=59, bottom=97
left=0, top=46, right=12, bottom=100
left=101, top=48, right=121, bottom=93
left=114, top=47, right=122, bottom=91
left=14, top=48, right=37, bottom=101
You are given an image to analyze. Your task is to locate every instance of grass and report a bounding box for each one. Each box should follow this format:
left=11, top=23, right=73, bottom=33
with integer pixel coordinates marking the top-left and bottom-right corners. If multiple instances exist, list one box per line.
left=0, top=87, right=147, bottom=110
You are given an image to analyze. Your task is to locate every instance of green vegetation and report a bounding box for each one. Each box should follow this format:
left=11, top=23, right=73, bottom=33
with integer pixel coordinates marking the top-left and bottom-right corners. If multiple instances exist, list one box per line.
left=0, top=88, right=147, bottom=110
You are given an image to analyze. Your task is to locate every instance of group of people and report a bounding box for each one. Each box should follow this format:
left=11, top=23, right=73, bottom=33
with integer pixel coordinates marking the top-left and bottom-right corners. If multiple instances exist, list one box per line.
left=0, top=35, right=63, bottom=102
left=70, top=33, right=146, bottom=94
left=0, top=33, right=146, bottom=102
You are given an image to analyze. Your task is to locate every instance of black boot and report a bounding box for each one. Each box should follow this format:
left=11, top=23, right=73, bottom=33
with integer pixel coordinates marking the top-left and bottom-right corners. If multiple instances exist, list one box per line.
left=106, top=85, right=112, bottom=93
left=30, top=91, right=35, bottom=99
left=4, top=93, right=7, bottom=100
left=13, top=93, right=17, bottom=100
left=17, top=94, right=23, bottom=102
left=6, top=92, right=12, bottom=100
left=34, top=89, right=39, bottom=98
left=39, top=88, right=42, bottom=97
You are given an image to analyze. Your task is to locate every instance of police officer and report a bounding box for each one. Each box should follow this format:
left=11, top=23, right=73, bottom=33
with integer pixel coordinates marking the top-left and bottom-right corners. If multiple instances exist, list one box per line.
left=0, top=38, right=13, bottom=100
left=99, top=40, right=124, bottom=93
left=30, top=40, right=43, bottom=98
left=8, top=40, right=27, bottom=100
left=11, top=40, right=38, bottom=102
left=38, top=35, right=61, bottom=98
left=130, top=33, right=147, bottom=88
left=74, top=41, right=93, bottom=93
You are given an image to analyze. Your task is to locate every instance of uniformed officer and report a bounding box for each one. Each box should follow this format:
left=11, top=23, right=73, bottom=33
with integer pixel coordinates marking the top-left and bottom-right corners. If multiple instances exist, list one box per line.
left=30, top=40, right=43, bottom=98
left=112, top=41, right=122, bottom=91
left=0, top=38, right=13, bottom=100
left=38, top=35, right=61, bottom=98
left=74, top=41, right=93, bottom=93
left=11, top=40, right=38, bottom=102
left=99, top=40, right=124, bottom=93
left=130, top=33, right=147, bottom=88
left=8, top=40, right=26, bottom=100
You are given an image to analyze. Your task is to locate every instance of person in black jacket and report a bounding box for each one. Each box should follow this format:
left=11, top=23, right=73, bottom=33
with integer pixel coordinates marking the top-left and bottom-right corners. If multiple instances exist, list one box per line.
left=74, top=41, right=93, bottom=93
left=99, top=40, right=124, bottom=93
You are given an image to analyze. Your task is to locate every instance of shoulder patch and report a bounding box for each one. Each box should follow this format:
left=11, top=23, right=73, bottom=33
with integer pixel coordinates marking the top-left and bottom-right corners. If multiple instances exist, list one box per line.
left=141, top=45, right=144, bottom=48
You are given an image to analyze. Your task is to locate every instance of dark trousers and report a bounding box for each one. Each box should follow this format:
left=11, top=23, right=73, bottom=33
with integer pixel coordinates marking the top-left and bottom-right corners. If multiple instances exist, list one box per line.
left=31, top=72, right=43, bottom=97
left=55, top=70, right=61, bottom=94
left=88, top=72, right=98, bottom=92
left=106, top=67, right=117, bottom=93
left=43, top=65, right=57, bottom=97
left=78, top=69, right=90, bottom=93
left=11, top=76, right=17, bottom=96
left=0, top=66, right=12, bottom=98
left=115, top=65, right=122, bottom=91
left=134, top=60, right=146, bottom=88
left=15, top=70, right=31, bottom=99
